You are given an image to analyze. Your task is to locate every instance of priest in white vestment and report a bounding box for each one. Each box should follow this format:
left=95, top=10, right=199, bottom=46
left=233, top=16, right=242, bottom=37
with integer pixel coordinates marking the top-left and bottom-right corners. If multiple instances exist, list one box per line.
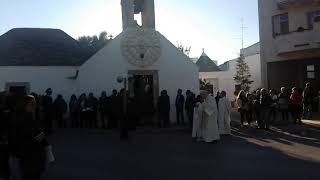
left=201, top=91, right=220, bottom=143
left=218, top=91, right=231, bottom=135
left=192, top=95, right=204, bottom=139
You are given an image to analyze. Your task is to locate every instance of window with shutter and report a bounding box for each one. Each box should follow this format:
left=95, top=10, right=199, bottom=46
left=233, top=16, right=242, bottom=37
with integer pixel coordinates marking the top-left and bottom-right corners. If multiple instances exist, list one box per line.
left=273, top=13, right=289, bottom=36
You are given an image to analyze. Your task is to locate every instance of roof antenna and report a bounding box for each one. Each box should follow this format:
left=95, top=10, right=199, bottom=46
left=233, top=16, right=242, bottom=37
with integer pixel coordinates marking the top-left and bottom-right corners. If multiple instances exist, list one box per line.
left=240, top=18, right=247, bottom=51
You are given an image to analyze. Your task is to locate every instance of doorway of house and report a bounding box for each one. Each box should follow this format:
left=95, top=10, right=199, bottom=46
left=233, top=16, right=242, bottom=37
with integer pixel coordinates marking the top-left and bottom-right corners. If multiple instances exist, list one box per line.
left=128, top=70, right=159, bottom=127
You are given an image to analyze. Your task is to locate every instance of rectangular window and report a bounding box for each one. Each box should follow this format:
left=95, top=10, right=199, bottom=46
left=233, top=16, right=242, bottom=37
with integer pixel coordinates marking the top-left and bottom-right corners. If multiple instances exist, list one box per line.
left=307, top=65, right=315, bottom=79
left=307, top=10, right=320, bottom=29
left=273, top=13, right=289, bottom=36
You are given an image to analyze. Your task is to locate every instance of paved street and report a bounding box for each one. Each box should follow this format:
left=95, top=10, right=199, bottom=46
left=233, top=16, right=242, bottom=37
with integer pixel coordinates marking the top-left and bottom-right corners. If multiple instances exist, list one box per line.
left=45, top=113, right=320, bottom=180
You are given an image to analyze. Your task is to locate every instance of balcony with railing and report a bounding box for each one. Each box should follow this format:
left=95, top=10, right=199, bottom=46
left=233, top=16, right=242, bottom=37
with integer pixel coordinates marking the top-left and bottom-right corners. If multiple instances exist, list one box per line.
left=275, top=28, right=320, bottom=55
left=277, top=0, right=320, bottom=9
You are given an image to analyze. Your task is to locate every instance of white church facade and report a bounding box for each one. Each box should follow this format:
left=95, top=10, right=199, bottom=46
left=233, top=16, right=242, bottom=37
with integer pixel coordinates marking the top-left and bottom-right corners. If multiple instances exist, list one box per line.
left=0, top=0, right=200, bottom=122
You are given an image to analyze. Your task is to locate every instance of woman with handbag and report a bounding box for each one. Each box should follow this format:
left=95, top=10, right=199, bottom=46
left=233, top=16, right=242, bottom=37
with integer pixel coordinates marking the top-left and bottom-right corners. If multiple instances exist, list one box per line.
left=236, top=90, right=249, bottom=126
left=15, top=95, right=53, bottom=180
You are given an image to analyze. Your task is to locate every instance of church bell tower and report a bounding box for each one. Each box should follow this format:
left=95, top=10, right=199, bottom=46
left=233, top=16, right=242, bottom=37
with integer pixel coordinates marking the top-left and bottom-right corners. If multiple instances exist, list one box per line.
left=121, top=0, right=156, bottom=30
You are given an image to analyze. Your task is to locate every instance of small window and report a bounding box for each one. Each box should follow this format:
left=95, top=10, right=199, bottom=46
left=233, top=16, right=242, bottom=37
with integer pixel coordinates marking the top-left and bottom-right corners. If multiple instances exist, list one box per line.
left=307, top=10, right=320, bottom=29
left=307, top=65, right=315, bottom=79
left=273, top=13, right=289, bottom=36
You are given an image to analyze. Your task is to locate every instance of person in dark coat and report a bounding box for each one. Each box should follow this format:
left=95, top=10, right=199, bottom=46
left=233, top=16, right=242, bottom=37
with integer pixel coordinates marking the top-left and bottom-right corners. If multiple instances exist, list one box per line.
left=215, top=91, right=220, bottom=108
left=99, top=91, right=110, bottom=129
left=42, top=88, right=53, bottom=134
left=109, top=90, right=120, bottom=129
left=252, top=89, right=261, bottom=124
left=0, top=92, right=9, bottom=180
left=185, top=90, right=196, bottom=128
left=303, top=82, right=314, bottom=120
left=127, top=96, right=139, bottom=130
left=175, top=89, right=185, bottom=125
left=69, top=94, right=79, bottom=128
left=246, top=92, right=254, bottom=125
left=158, top=90, right=171, bottom=128
left=17, top=95, right=49, bottom=180
left=87, top=93, right=98, bottom=128
left=6, top=90, right=27, bottom=180
left=259, top=89, right=272, bottom=129
left=119, top=89, right=128, bottom=140
left=53, top=94, right=68, bottom=128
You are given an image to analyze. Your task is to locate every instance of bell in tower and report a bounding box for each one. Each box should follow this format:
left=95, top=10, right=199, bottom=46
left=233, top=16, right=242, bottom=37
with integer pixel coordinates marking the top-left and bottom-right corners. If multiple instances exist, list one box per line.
left=121, top=0, right=156, bottom=31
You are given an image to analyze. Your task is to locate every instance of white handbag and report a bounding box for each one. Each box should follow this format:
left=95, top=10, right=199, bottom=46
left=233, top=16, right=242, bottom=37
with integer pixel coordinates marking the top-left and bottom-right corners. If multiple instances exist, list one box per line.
left=44, top=145, right=55, bottom=164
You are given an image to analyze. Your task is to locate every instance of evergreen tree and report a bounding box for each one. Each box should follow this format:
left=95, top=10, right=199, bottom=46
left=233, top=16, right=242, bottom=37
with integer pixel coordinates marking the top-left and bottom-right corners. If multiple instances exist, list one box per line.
left=233, top=54, right=254, bottom=92
left=78, top=31, right=112, bottom=57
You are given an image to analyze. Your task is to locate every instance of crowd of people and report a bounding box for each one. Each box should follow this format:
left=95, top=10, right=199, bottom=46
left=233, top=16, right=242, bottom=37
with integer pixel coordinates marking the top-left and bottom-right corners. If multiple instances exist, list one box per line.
left=0, top=86, right=233, bottom=179
left=158, top=89, right=232, bottom=144
left=235, top=83, right=320, bottom=130
left=1, top=82, right=319, bottom=179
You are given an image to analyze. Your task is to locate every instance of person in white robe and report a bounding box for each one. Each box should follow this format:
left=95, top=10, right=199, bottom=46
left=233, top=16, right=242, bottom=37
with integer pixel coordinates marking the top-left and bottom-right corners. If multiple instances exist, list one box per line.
left=192, top=95, right=204, bottom=140
left=218, top=91, right=231, bottom=135
left=201, top=91, right=220, bottom=143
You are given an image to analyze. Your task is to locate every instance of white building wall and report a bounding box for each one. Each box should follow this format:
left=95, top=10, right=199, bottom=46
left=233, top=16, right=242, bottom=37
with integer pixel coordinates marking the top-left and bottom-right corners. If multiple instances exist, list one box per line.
left=199, top=53, right=261, bottom=101
left=0, top=66, right=79, bottom=100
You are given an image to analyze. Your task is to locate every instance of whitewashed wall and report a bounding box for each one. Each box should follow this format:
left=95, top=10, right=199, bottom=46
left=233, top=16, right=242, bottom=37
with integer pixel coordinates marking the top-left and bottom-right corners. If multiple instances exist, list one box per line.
left=79, top=31, right=200, bottom=122
left=200, top=53, right=261, bottom=101
left=0, top=66, right=79, bottom=101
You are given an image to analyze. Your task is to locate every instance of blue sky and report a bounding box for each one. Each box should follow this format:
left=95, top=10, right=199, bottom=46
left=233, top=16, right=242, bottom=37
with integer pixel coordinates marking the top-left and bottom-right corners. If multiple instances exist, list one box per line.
left=0, top=0, right=259, bottom=64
